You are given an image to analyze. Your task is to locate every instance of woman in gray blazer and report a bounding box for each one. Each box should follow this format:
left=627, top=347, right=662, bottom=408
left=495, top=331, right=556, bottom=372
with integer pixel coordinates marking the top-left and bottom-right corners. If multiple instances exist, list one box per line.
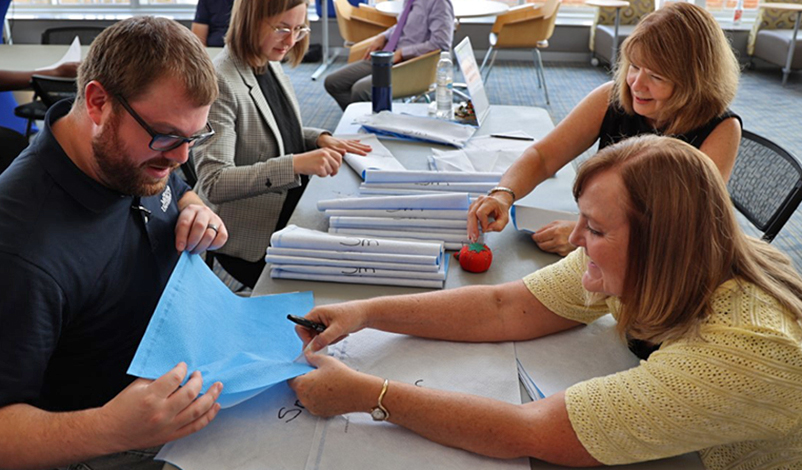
left=194, top=0, right=369, bottom=288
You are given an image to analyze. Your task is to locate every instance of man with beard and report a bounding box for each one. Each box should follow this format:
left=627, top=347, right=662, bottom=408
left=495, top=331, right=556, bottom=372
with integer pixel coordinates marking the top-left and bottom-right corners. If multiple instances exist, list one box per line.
left=0, top=17, right=230, bottom=469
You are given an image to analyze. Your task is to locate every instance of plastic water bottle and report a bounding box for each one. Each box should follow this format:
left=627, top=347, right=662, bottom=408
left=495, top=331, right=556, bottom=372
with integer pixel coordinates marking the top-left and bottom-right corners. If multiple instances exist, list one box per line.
left=733, top=0, right=744, bottom=26
left=436, top=50, right=454, bottom=120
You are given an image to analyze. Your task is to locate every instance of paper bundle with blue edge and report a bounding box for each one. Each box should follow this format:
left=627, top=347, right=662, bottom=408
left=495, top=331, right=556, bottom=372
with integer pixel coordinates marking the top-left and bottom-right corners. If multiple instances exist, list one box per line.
left=128, top=252, right=314, bottom=408
left=359, top=169, right=501, bottom=198
left=267, top=225, right=448, bottom=288
left=317, top=192, right=479, bottom=250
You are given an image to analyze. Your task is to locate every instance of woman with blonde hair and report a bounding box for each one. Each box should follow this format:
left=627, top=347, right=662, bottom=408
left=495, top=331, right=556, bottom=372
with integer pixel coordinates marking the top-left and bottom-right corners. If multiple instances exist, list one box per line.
left=468, top=1, right=742, bottom=257
left=290, top=135, right=802, bottom=469
left=194, top=0, right=370, bottom=288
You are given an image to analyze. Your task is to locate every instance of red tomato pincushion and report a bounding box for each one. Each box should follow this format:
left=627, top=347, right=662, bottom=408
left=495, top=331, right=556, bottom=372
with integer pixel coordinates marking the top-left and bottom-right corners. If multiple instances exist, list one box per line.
left=454, top=242, right=492, bottom=273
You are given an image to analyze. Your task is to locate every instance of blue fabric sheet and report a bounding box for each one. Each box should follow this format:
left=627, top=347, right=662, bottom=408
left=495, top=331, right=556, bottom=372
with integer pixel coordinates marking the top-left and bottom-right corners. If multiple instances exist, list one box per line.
left=128, top=252, right=314, bottom=408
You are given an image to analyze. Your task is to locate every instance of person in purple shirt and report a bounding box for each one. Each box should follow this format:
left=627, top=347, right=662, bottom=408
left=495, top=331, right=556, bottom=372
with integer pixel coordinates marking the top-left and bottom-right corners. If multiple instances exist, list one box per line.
left=324, top=0, right=454, bottom=110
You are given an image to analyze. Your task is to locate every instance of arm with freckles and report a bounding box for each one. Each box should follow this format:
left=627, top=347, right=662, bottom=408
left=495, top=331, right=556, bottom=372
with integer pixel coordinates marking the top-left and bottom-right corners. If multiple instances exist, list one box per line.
left=299, top=280, right=581, bottom=351
left=467, top=82, right=612, bottom=241
left=291, top=354, right=600, bottom=467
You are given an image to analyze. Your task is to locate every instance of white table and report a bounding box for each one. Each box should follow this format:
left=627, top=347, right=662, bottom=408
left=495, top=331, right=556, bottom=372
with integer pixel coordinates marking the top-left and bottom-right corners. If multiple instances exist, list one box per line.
left=253, top=102, right=570, bottom=300
left=759, top=2, right=802, bottom=86
left=251, top=103, right=704, bottom=469
left=376, top=0, right=509, bottom=19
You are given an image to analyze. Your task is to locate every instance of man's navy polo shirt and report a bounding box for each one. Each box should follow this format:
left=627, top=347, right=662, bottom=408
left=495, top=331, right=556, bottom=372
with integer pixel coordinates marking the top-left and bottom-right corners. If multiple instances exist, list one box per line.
left=193, top=0, right=234, bottom=47
left=0, top=100, right=190, bottom=412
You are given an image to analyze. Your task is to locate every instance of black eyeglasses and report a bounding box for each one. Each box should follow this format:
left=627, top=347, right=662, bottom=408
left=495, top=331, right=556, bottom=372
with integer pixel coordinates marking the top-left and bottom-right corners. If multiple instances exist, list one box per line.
left=115, top=94, right=215, bottom=152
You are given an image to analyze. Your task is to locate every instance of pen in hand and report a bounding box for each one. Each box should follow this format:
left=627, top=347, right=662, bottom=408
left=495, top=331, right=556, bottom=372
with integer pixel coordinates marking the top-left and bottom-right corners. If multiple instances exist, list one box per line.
left=287, top=314, right=327, bottom=333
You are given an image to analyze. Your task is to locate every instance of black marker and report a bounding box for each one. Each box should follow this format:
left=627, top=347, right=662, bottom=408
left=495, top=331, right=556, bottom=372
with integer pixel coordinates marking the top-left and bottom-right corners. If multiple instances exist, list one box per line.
left=490, top=134, right=535, bottom=141
left=287, top=314, right=327, bottom=333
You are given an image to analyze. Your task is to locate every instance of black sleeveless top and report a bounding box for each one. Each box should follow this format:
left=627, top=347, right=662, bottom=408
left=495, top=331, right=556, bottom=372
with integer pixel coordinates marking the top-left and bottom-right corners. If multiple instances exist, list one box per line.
left=598, top=105, right=742, bottom=151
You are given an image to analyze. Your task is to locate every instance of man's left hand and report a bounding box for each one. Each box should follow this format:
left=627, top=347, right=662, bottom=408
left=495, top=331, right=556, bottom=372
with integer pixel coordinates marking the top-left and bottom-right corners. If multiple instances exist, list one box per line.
left=175, top=203, right=228, bottom=253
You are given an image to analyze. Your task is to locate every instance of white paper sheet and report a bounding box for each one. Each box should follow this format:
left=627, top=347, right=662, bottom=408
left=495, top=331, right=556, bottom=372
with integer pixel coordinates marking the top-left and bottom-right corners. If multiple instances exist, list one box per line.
left=510, top=205, right=579, bottom=233
left=337, top=133, right=406, bottom=178
left=324, top=209, right=469, bottom=220
left=157, top=382, right=318, bottom=470
left=265, top=254, right=442, bottom=272
left=429, top=135, right=533, bottom=173
left=36, top=37, right=82, bottom=71
left=271, top=269, right=446, bottom=289
left=329, top=227, right=471, bottom=245
left=270, top=225, right=444, bottom=258
left=360, top=182, right=497, bottom=194
left=356, top=111, right=477, bottom=148
left=266, top=246, right=440, bottom=266
left=306, top=329, right=528, bottom=470
left=317, top=193, right=471, bottom=211
left=329, top=216, right=467, bottom=230
left=358, top=188, right=484, bottom=198
left=271, top=263, right=446, bottom=281
left=514, top=315, right=641, bottom=399
left=363, top=169, right=502, bottom=183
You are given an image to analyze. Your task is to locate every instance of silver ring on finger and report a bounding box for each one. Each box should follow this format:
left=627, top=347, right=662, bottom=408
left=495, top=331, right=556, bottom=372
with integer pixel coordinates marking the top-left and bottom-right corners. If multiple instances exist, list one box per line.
left=206, top=223, right=219, bottom=235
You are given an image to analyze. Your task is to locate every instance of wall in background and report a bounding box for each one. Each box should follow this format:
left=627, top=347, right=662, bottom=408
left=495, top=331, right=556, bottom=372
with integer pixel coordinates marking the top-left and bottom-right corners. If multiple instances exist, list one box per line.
left=4, top=17, right=752, bottom=63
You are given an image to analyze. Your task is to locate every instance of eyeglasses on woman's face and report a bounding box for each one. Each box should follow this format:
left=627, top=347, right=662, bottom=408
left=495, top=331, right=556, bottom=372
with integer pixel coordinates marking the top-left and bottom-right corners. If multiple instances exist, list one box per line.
left=114, top=94, right=215, bottom=152
left=269, top=24, right=311, bottom=41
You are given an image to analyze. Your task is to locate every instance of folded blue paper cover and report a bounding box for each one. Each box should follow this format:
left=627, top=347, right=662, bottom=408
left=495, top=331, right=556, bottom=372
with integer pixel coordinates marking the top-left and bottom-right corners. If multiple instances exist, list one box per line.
left=128, top=252, right=314, bottom=408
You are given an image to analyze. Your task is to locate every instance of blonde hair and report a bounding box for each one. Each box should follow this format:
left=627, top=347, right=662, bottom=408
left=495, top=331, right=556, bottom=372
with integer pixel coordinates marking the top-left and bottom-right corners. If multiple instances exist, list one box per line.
left=226, top=0, right=310, bottom=71
left=77, top=16, right=218, bottom=107
left=574, top=135, right=802, bottom=343
left=611, top=2, right=740, bottom=136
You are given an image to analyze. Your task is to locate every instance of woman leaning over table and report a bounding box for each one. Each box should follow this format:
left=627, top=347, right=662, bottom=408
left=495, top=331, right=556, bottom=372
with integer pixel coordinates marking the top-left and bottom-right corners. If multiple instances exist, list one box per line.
left=290, top=135, right=802, bottom=469
left=468, top=1, right=742, bottom=256
left=194, top=0, right=370, bottom=288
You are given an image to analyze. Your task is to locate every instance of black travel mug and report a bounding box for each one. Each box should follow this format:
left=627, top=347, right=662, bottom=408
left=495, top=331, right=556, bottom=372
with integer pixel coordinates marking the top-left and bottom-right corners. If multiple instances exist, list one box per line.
left=371, top=51, right=393, bottom=114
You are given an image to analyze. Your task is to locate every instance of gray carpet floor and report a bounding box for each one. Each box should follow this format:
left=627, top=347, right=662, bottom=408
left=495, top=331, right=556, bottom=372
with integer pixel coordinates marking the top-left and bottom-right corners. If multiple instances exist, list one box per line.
left=216, top=55, right=802, bottom=290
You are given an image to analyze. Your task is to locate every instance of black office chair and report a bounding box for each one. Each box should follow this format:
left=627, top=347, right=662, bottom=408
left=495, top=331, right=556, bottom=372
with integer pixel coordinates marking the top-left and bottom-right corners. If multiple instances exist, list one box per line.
left=727, top=130, right=802, bottom=242
left=13, top=75, right=77, bottom=137
left=0, top=126, right=29, bottom=175
left=41, top=26, right=105, bottom=45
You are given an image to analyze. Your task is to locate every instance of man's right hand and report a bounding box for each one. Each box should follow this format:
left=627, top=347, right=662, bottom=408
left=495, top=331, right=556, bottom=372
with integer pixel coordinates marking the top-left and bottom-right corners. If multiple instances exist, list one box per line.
left=99, top=362, right=222, bottom=452
left=467, top=192, right=514, bottom=242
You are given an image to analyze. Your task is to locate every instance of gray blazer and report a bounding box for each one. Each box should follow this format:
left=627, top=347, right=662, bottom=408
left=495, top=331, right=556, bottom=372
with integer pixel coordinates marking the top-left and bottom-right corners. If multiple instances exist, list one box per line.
left=195, top=47, right=325, bottom=262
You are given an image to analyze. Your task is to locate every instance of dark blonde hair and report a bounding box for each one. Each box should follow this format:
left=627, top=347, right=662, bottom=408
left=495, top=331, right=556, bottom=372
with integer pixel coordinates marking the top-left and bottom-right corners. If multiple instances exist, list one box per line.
left=574, top=135, right=802, bottom=343
left=612, top=2, right=740, bottom=136
left=227, top=0, right=310, bottom=71
left=77, top=16, right=218, bottom=107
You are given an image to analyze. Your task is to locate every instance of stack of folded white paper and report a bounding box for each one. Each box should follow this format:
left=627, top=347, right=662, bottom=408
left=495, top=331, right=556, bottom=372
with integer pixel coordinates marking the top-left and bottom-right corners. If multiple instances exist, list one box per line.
left=266, top=225, right=448, bottom=289
left=355, top=111, right=477, bottom=148
left=359, top=170, right=502, bottom=198
left=316, top=193, right=476, bottom=250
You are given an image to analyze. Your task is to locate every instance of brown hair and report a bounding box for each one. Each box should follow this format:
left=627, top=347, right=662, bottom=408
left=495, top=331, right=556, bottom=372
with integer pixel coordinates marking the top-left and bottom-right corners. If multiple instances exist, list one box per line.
left=611, top=2, right=740, bottom=136
left=574, top=135, right=802, bottom=343
left=226, top=0, right=310, bottom=71
left=76, top=16, right=218, bottom=107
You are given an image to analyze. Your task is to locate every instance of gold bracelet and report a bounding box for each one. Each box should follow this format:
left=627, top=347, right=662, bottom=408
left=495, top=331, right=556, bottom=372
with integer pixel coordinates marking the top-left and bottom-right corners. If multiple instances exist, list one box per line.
left=370, top=379, right=391, bottom=421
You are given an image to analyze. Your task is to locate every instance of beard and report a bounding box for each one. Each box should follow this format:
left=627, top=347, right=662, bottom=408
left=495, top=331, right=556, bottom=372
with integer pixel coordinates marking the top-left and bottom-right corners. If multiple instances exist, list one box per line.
left=92, top=112, right=179, bottom=197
